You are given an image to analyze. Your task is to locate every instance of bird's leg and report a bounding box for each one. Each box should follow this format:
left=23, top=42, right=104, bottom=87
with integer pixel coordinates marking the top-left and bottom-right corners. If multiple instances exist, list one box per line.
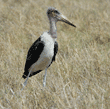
left=21, top=69, right=32, bottom=91
left=21, top=63, right=37, bottom=91
left=43, top=68, right=48, bottom=87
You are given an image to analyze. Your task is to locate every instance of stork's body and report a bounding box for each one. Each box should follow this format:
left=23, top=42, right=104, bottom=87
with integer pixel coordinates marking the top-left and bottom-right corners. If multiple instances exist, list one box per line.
left=27, top=32, right=56, bottom=74
left=22, top=7, right=76, bottom=88
left=22, top=32, right=58, bottom=79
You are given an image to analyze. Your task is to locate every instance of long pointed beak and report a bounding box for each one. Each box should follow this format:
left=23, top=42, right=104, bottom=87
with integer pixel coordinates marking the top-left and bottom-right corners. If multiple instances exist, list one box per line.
left=59, top=14, right=76, bottom=27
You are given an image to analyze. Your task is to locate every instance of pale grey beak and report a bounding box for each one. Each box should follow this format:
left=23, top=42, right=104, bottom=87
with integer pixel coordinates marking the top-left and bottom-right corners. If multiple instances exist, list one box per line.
left=59, top=14, right=76, bottom=27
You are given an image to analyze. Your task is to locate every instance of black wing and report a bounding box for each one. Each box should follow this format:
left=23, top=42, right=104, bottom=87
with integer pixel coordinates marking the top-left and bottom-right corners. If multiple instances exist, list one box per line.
left=22, top=37, right=45, bottom=78
left=48, top=41, right=58, bottom=68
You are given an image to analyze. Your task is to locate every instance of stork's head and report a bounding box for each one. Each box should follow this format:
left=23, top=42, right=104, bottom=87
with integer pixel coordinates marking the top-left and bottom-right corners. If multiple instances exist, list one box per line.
left=47, top=7, right=76, bottom=27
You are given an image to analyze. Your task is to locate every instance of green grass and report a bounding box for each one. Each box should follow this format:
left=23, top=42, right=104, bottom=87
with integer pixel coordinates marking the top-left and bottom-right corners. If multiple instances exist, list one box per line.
left=0, top=0, right=110, bottom=108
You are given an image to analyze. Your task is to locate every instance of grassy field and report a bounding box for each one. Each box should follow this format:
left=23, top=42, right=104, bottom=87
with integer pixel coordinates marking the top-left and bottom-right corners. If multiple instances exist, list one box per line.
left=0, top=0, right=110, bottom=108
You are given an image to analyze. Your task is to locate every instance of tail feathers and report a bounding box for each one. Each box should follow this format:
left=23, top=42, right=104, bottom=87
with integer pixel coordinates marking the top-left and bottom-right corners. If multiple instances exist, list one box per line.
left=22, top=72, right=28, bottom=79
left=22, top=74, right=27, bottom=79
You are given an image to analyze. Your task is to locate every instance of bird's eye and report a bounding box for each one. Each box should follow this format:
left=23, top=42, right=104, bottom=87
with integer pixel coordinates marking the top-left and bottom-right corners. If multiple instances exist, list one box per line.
left=47, top=11, right=51, bottom=15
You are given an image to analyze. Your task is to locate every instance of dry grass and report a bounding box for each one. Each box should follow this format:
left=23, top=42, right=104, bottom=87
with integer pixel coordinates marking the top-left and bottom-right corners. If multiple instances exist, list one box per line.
left=0, top=0, right=110, bottom=108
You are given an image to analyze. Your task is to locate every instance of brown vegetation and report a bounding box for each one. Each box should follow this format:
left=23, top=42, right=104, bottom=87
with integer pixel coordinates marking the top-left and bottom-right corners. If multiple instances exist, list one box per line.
left=0, top=0, right=110, bottom=108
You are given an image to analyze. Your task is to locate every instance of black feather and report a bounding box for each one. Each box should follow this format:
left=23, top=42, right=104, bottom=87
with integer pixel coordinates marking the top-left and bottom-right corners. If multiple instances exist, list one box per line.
left=22, top=37, right=44, bottom=78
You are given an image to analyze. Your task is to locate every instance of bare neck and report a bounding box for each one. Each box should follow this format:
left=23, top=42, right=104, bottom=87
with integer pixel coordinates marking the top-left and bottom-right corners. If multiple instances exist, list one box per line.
left=48, top=17, right=57, bottom=38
